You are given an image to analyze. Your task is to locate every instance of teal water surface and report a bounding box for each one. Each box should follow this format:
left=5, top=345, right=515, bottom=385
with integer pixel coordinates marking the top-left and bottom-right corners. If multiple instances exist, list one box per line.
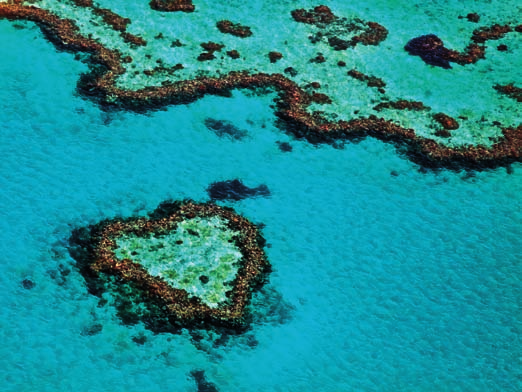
left=0, top=3, right=521, bottom=392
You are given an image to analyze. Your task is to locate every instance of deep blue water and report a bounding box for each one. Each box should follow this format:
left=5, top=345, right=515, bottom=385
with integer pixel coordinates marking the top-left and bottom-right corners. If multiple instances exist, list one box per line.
left=1, top=5, right=521, bottom=392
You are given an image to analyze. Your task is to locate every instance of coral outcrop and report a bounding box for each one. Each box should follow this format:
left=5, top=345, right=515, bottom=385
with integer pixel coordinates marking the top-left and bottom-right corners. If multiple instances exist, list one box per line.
left=69, top=201, right=271, bottom=332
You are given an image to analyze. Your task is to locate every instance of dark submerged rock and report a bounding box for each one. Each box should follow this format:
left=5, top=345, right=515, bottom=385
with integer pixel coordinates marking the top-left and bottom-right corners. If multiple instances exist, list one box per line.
left=276, top=141, right=293, bottom=152
left=405, top=34, right=453, bottom=69
left=197, top=52, right=215, bottom=61
left=190, top=370, right=219, bottom=392
left=310, top=53, right=326, bottom=63
left=268, top=51, right=283, bottom=63
left=204, top=118, right=248, bottom=140
left=207, top=179, right=270, bottom=201
left=284, top=67, right=298, bottom=77
left=328, top=36, right=350, bottom=50
left=132, top=334, right=147, bottom=345
left=434, top=129, right=452, bottom=138
left=466, top=13, right=480, bottom=23
left=80, top=323, right=103, bottom=336
left=22, top=278, right=35, bottom=290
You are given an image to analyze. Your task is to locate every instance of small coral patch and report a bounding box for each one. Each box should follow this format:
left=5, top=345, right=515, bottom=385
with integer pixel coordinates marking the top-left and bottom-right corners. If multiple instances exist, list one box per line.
left=69, top=201, right=271, bottom=332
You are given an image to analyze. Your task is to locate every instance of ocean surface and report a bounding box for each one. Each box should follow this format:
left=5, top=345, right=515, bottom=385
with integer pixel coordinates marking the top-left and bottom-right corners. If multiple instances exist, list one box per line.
left=1, top=1, right=521, bottom=391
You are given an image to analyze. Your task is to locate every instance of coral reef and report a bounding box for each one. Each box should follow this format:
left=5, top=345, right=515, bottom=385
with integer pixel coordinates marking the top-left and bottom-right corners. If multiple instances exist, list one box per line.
left=373, top=100, right=430, bottom=112
left=494, top=83, right=522, bottom=102
left=294, top=6, right=388, bottom=50
left=406, top=25, right=517, bottom=68
left=149, top=0, right=195, bottom=13
left=198, top=41, right=225, bottom=62
left=433, top=113, right=460, bottom=130
left=291, top=5, right=336, bottom=26
left=68, top=0, right=147, bottom=47
left=347, top=69, right=386, bottom=91
left=69, top=201, right=271, bottom=332
left=92, top=8, right=129, bottom=32
left=405, top=34, right=455, bottom=69
left=216, top=20, right=252, bottom=38
left=0, top=2, right=520, bottom=170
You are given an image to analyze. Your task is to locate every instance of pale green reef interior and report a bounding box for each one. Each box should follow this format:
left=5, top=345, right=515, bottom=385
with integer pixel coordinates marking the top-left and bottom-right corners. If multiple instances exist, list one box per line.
left=113, top=216, right=243, bottom=308
left=14, top=0, right=521, bottom=148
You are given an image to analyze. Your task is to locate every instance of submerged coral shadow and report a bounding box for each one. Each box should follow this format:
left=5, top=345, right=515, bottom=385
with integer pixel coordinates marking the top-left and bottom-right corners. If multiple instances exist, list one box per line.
left=207, top=179, right=270, bottom=201
left=204, top=118, right=249, bottom=140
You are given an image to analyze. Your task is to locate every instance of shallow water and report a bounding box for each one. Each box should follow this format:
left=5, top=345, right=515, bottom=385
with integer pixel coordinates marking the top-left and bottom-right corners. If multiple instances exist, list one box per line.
left=1, top=1, right=521, bottom=391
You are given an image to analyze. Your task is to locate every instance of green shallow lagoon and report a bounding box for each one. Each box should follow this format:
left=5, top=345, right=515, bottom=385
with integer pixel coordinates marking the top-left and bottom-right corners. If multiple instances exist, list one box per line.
left=113, top=216, right=242, bottom=308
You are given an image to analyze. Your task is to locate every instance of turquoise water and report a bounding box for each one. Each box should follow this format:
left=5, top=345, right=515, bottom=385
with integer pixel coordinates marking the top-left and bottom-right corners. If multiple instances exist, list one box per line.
left=1, top=2, right=521, bottom=391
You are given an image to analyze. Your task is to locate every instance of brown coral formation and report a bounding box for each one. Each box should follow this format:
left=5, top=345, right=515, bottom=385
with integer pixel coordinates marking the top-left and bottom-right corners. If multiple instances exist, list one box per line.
left=120, top=31, right=147, bottom=47
left=406, top=23, right=520, bottom=68
left=354, top=21, right=389, bottom=46
left=198, top=41, right=224, bottom=62
left=373, top=100, right=430, bottom=112
left=434, top=129, right=452, bottom=138
left=149, top=0, right=195, bottom=12
left=69, top=201, right=270, bottom=332
left=347, top=69, right=386, bottom=89
left=310, top=53, right=326, bottom=63
left=268, top=51, right=283, bottom=63
left=471, top=24, right=512, bottom=43
left=71, top=0, right=93, bottom=7
left=200, top=41, right=224, bottom=52
left=92, top=8, right=130, bottom=32
left=226, top=50, right=240, bottom=59
left=216, top=20, right=252, bottom=38
left=433, top=113, right=460, bottom=130
left=197, top=52, right=215, bottom=61
left=458, top=13, right=480, bottom=23
left=69, top=0, right=148, bottom=47
left=466, top=13, right=480, bottom=23
left=310, top=92, right=332, bottom=104
left=291, top=5, right=336, bottom=26
left=143, top=63, right=184, bottom=77
left=296, top=6, right=388, bottom=50
left=494, top=83, right=522, bottom=102
left=0, top=2, right=520, bottom=171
